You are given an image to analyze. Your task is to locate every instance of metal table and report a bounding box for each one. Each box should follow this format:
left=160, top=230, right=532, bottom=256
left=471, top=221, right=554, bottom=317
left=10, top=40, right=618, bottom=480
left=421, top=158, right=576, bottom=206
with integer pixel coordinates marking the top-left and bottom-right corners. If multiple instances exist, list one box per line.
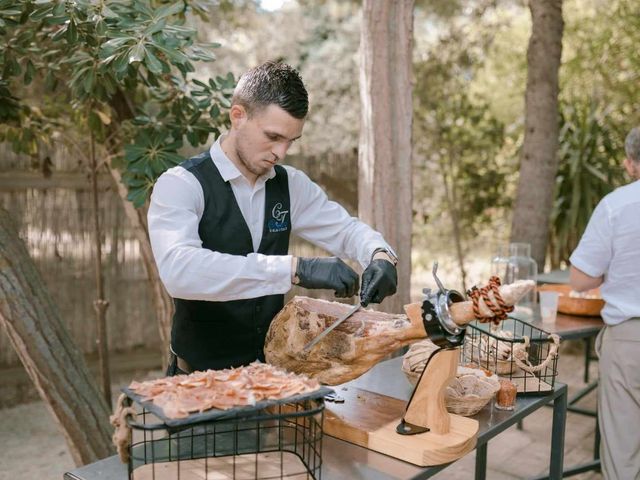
left=65, top=357, right=568, bottom=480
left=513, top=305, right=604, bottom=478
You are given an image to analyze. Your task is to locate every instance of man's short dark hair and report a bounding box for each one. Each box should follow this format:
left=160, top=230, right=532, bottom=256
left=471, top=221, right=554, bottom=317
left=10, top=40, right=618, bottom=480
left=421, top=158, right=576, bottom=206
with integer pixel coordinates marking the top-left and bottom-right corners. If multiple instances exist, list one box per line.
left=232, top=61, right=308, bottom=119
left=625, top=127, right=640, bottom=163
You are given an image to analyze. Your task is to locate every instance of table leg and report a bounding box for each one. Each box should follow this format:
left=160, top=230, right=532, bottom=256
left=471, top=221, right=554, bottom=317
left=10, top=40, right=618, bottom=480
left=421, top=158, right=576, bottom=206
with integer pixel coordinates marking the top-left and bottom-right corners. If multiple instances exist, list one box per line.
left=583, top=338, right=591, bottom=383
left=594, top=419, right=600, bottom=462
left=549, top=386, right=567, bottom=479
left=545, top=391, right=601, bottom=478
left=475, top=443, right=487, bottom=480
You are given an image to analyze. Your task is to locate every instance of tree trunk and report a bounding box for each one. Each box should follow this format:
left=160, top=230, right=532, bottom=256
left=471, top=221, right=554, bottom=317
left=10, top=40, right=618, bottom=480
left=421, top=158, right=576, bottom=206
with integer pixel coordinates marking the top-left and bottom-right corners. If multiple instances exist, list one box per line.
left=359, top=0, right=414, bottom=313
left=0, top=208, right=114, bottom=466
left=106, top=162, right=174, bottom=365
left=510, top=0, right=564, bottom=267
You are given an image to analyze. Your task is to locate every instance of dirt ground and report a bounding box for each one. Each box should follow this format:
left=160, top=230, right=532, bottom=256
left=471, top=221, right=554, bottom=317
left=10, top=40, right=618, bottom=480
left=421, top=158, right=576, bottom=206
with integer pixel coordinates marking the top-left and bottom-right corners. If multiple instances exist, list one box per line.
left=1, top=400, right=75, bottom=480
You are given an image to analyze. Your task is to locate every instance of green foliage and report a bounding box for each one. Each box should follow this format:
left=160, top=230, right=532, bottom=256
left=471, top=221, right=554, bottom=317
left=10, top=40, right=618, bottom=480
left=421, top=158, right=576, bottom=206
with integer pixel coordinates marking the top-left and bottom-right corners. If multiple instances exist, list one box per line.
left=0, top=0, right=234, bottom=207
left=548, top=101, right=626, bottom=267
left=562, top=0, right=640, bottom=121
left=417, top=91, right=508, bottom=235
left=413, top=4, right=510, bottom=242
left=545, top=0, right=638, bottom=266
left=439, top=0, right=638, bottom=266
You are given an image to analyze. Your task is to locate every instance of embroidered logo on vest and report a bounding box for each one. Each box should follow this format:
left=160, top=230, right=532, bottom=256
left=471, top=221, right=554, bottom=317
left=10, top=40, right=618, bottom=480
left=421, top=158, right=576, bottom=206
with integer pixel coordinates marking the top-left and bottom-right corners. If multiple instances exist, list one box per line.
left=268, top=202, right=289, bottom=233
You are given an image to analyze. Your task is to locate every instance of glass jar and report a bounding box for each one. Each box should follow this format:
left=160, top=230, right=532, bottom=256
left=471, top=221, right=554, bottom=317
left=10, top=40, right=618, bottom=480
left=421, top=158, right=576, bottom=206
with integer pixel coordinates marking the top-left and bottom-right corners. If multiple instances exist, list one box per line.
left=490, top=244, right=510, bottom=282
left=504, top=242, right=538, bottom=308
left=495, top=379, right=517, bottom=411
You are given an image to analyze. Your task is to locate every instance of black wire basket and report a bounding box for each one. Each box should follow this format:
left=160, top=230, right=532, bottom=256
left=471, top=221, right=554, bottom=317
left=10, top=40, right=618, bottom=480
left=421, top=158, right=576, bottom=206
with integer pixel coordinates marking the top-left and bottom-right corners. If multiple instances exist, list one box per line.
left=462, top=316, right=560, bottom=395
left=121, top=392, right=327, bottom=480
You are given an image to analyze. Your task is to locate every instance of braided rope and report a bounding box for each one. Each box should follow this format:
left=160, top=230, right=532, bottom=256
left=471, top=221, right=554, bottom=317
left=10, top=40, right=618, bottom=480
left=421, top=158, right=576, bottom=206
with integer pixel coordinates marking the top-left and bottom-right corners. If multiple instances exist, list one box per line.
left=467, top=276, right=514, bottom=324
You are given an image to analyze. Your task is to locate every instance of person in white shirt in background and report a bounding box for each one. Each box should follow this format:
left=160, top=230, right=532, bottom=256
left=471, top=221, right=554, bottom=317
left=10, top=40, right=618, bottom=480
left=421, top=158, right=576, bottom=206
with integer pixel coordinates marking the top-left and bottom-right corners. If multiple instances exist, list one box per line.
left=569, top=126, right=640, bottom=480
left=148, top=61, right=398, bottom=375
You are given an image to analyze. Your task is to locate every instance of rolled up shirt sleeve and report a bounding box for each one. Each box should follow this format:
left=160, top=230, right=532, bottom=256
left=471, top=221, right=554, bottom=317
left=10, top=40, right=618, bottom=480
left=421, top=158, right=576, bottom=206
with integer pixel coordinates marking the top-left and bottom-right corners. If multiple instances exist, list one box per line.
left=285, top=166, right=395, bottom=268
left=569, top=199, right=612, bottom=278
left=147, top=168, right=293, bottom=301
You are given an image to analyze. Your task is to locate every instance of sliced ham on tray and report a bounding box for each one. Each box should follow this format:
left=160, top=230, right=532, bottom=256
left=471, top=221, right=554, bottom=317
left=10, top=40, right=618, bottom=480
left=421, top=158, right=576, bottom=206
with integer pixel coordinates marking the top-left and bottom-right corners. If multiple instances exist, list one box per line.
left=128, top=362, right=321, bottom=419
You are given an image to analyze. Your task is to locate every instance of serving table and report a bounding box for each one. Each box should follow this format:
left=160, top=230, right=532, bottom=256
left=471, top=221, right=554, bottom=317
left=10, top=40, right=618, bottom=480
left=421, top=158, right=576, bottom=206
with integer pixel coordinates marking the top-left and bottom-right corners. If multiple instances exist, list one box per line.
left=65, top=357, right=567, bottom=480
left=515, top=307, right=604, bottom=478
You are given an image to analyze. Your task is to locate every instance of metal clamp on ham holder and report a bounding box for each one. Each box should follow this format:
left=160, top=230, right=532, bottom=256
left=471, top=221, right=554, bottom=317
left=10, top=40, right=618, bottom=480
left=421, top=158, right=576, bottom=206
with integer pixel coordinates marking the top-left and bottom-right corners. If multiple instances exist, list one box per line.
left=397, top=262, right=468, bottom=436
left=420, top=262, right=466, bottom=350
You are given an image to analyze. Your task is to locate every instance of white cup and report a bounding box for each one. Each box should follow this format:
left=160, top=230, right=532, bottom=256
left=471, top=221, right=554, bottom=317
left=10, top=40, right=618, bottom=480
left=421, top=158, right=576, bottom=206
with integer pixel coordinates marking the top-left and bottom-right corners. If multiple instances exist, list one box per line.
left=539, top=291, right=559, bottom=324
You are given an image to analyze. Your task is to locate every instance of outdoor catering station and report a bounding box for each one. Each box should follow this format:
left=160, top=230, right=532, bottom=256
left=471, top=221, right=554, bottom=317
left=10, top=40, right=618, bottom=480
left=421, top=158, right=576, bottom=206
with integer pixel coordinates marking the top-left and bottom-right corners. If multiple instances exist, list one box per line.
left=62, top=259, right=608, bottom=480
left=4, top=0, right=637, bottom=478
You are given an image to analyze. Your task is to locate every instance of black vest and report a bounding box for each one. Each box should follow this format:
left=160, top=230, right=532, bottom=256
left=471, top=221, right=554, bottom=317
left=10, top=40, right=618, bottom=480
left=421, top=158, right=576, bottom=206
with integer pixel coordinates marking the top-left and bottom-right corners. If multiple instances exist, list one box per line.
left=171, top=151, right=291, bottom=371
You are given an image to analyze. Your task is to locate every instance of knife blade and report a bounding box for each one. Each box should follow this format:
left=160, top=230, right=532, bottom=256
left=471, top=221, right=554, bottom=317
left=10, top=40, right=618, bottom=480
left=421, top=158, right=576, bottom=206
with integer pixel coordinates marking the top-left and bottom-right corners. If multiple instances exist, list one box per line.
left=303, top=302, right=361, bottom=352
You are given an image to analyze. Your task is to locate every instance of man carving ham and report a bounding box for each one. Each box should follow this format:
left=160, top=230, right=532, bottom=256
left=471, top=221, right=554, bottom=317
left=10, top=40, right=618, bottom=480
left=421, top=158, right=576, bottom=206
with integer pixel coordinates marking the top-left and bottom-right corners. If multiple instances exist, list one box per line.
left=148, top=61, right=398, bottom=375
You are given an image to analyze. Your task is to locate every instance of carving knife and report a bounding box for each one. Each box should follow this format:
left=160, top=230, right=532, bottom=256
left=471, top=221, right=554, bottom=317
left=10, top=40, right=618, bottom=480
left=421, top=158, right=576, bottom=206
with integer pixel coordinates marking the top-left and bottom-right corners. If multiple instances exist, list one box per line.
left=303, top=302, right=361, bottom=352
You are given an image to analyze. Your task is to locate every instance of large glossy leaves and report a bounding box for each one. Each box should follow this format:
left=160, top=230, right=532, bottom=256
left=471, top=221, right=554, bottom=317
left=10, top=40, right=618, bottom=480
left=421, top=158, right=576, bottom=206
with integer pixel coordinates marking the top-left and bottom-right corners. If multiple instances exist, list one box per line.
left=548, top=101, right=626, bottom=267
left=0, top=0, right=234, bottom=208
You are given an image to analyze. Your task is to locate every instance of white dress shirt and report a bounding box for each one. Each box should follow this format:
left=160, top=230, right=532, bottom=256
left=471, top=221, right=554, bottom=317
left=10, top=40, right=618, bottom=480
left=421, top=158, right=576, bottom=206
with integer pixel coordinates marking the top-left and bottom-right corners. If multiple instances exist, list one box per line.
left=570, top=180, right=640, bottom=325
left=148, top=137, right=394, bottom=302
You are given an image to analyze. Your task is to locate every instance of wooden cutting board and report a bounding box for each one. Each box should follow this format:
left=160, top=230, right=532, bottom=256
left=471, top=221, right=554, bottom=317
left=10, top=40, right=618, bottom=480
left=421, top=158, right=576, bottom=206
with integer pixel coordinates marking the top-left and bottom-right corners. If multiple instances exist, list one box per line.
left=323, top=386, right=479, bottom=466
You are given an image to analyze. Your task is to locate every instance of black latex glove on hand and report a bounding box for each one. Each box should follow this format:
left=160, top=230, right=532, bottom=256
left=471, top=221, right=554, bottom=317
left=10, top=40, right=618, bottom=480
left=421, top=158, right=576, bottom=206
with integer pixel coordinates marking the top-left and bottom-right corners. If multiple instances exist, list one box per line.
left=360, top=259, right=398, bottom=306
left=296, top=257, right=359, bottom=298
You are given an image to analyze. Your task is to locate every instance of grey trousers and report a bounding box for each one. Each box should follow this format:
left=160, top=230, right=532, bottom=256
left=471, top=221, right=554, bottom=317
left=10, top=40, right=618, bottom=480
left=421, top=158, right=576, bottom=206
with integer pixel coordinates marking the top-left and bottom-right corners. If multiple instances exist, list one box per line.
left=596, top=318, right=640, bottom=480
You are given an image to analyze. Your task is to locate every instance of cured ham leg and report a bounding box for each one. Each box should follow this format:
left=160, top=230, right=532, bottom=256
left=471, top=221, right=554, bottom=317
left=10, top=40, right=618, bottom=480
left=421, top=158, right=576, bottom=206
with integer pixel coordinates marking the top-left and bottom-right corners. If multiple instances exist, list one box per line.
left=265, top=280, right=534, bottom=385
left=265, top=297, right=419, bottom=385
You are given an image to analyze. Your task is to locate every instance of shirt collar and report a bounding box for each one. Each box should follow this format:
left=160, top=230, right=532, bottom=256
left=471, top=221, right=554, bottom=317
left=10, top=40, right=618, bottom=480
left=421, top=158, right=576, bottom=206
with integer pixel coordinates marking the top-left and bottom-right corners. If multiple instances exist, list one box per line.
left=209, top=136, right=277, bottom=184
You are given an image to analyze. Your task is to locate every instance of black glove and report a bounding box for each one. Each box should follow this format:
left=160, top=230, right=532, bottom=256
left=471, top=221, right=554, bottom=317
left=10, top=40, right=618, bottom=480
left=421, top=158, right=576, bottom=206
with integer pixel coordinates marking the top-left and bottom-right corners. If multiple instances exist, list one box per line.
left=296, top=257, right=359, bottom=298
left=360, top=259, right=397, bottom=306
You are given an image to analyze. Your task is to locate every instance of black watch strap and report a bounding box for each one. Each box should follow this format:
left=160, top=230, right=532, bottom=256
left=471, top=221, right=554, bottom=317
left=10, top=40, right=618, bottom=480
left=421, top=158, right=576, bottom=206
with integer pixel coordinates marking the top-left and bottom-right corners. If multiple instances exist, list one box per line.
left=371, top=247, right=398, bottom=266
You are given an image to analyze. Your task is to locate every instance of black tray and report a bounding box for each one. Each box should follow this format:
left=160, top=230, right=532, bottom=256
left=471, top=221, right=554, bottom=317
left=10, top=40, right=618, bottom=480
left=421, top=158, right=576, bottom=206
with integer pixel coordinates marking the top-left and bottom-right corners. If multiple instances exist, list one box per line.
left=122, top=384, right=333, bottom=428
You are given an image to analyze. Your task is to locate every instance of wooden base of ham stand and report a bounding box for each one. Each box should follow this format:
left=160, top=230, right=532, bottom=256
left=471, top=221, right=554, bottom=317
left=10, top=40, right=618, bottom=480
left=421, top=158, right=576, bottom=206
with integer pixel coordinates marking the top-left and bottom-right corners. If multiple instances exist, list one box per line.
left=323, top=348, right=479, bottom=466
